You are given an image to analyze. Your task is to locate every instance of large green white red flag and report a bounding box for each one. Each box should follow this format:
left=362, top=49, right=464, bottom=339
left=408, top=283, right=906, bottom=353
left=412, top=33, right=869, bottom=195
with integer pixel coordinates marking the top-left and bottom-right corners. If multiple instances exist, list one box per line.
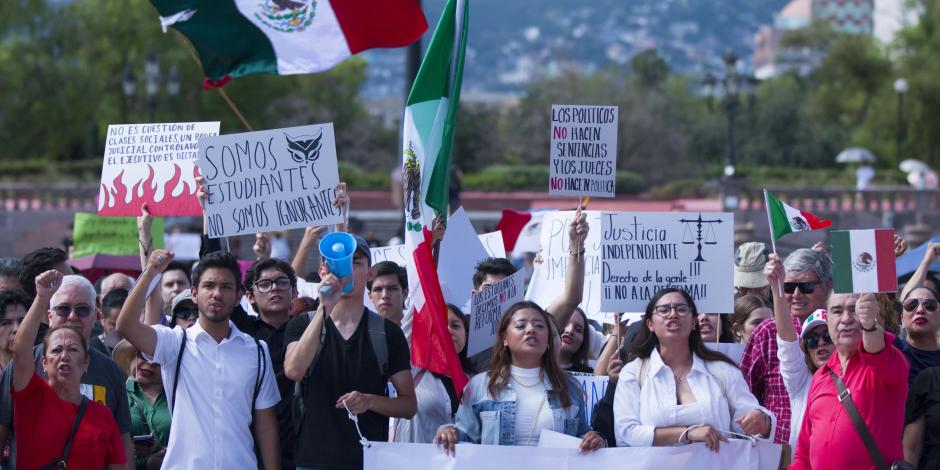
left=402, top=0, right=468, bottom=397
left=151, top=0, right=427, bottom=86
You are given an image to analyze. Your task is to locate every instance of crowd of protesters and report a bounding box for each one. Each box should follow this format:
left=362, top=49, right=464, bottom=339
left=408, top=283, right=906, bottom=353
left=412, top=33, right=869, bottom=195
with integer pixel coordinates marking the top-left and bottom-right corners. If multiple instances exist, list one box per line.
left=0, top=181, right=937, bottom=470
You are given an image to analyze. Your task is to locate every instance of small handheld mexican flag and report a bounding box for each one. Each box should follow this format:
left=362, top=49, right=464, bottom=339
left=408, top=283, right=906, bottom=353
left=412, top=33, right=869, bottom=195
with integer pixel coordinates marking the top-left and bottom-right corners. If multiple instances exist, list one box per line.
left=764, top=190, right=832, bottom=240
left=831, top=229, right=898, bottom=293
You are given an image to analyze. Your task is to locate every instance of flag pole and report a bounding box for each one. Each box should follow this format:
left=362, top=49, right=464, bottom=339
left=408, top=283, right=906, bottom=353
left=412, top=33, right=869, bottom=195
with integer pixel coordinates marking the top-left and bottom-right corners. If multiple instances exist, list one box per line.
left=763, top=188, right=783, bottom=293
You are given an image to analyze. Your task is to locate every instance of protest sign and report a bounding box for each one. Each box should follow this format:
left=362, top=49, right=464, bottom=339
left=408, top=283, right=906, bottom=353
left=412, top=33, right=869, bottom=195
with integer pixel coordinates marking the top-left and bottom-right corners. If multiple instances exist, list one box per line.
left=365, top=440, right=781, bottom=470
left=197, top=123, right=343, bottom=238
left=525, top=210, right=605, bottom=323
left=468, top=269, right=527, bottom=356
left=371, top=244, right=409, bottom=267
left=163, top=233, right=202, bottom=261
left=72, top=212, right=164, bottom=259
left=571, top=372, right=608, bottom=425
left=98, top=122, right=220, bottom=217
left=479, top=231, right=506, bottom=258
left=831, top=229, right=898, bottom=294
left=600, top=212, right=734, bottom=313
left=707, top=342, right=746, bottom=364
left=549, top=105, right=618, bottom=198
left=439, top=207, right=491, bottom=309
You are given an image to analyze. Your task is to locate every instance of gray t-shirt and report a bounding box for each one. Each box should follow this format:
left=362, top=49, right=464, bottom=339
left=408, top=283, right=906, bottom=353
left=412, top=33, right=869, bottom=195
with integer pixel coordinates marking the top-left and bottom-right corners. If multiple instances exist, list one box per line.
left=0, top=344, right=131, bottom=468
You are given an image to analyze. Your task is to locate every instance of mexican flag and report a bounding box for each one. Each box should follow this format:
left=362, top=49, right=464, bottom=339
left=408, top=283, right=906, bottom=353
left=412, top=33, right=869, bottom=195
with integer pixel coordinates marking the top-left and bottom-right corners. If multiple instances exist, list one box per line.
left=402, top=0, right=469, bottom=397
left=151, top=0, right=427, bottom=86
left=765, top=190, right=832, bottom=240
left=831, top=229, right=898, bottom=293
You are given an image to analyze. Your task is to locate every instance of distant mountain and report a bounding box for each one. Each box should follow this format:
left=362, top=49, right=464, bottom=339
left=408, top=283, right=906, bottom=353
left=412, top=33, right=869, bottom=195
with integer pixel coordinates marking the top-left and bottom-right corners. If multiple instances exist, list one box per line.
left=361, top=0, right=789, bottom=98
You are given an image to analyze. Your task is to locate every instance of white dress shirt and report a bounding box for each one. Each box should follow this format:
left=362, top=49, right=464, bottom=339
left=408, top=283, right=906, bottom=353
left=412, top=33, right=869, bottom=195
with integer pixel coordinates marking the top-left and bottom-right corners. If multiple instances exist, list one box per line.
left=613, top=348, right=776, bottom=447
left=148, top=321, right=280, bottom=469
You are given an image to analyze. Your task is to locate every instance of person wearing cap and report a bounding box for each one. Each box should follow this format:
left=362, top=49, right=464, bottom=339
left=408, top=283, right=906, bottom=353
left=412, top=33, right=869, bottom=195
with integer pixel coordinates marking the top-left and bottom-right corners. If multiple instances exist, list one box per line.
left=284, top=233, right=416, bottom=470
left=168, top=290, right=198, bottom=329
left=113, top=339, right=170, bottom=470
left=740, top=248, right=832, bottom=445
left=734, top=242, right=771, bottom=301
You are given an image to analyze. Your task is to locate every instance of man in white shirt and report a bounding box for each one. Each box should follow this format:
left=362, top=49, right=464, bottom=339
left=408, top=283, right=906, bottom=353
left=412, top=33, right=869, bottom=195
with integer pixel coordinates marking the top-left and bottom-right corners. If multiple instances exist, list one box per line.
left=117, top=250, right=281, bottom=469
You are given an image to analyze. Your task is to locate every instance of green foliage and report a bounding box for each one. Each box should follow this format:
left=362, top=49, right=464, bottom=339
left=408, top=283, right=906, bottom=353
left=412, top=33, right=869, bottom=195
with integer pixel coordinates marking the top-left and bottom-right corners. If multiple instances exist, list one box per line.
left=462, top=164, right=645, bottom=193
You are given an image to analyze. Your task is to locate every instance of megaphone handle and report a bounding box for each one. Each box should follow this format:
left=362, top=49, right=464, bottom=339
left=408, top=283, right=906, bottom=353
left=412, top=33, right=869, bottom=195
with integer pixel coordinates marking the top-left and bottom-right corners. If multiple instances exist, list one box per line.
left=319, top=285, right=334, bottom=297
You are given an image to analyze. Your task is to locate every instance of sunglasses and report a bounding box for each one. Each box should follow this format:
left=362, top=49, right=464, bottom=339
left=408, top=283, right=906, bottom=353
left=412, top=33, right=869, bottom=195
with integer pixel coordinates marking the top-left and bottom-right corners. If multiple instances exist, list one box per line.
left=803, top=332, right=833, bottom=349
left=783, top=281, right=820, bottom=295
left=903, top=298, right=939, bottom=313
left=175, top=309, right=199, bottom=321
left=51, top=304, right=94, bottom=318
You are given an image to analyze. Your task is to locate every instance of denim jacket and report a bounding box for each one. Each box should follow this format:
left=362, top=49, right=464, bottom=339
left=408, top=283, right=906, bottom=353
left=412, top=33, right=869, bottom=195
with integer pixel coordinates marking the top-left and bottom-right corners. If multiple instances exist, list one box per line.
left=449, top=371, right=590, bottom=445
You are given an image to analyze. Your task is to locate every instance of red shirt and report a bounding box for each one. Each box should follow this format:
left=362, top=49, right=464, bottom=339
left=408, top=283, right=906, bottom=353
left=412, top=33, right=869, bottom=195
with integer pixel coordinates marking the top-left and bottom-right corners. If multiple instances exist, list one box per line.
left=791, top=331, right=909, bottom=470
left=739, top=315, right=802, bottom=444
left=13, top=372, right=126, bottom=469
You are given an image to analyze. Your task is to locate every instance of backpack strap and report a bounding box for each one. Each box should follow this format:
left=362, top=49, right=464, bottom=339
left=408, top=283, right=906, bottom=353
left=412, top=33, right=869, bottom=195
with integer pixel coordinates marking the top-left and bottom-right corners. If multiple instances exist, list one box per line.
left=252, top=337, right=265, bottom=412
left=171, top=328, right=187, bottom=412
left=366, top=311, right=389, bottom=379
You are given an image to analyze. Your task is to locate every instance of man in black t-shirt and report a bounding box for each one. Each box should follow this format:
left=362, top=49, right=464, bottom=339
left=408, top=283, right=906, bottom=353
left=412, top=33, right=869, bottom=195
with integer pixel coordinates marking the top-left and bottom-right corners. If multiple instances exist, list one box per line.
left=284, top=235, right=415, bottom=470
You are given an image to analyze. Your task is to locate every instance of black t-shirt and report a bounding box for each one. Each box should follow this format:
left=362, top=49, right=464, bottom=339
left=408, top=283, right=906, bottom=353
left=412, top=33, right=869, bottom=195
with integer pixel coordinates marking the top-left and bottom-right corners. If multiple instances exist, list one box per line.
left=284, top=309, right=410, bottom=469
left=895, top=336, right=940, bottom=386
left=907, top=366, right=940, bottom=470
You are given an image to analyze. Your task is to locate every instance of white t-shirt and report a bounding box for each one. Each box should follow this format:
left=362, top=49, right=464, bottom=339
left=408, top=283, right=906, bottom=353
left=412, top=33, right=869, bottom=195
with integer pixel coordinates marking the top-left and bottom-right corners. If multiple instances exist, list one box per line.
left=511, top=365, right=554, bottom=446
left=777, top=337, right=812, bottom=454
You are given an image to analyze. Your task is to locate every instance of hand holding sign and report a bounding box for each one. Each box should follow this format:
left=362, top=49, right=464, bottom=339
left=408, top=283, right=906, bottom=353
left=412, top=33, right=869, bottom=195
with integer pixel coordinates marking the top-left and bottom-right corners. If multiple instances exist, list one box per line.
left=549, top=105, right=618, bottom=198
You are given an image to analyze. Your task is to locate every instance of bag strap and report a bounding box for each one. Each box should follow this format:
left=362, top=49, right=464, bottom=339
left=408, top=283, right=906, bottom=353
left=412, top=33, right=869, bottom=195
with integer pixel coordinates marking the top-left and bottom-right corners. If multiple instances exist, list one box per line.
left=42, top=397, right=89, bottom=470
left=829, top=370, right=888, bottom=470
left=252, top=337, right=265, bottom=412
left=413, top=369, right=428, bottom=388
left=635, top=357, right=650, bottom=389
left=366, top=311, right=389, bottom=379
left=171, top=328, right=187, bottom=412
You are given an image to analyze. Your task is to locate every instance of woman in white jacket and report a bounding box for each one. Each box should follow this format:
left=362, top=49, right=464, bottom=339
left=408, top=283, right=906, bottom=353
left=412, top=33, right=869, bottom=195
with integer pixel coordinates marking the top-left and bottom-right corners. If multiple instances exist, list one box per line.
left=613, top=288, right=775, bottom=451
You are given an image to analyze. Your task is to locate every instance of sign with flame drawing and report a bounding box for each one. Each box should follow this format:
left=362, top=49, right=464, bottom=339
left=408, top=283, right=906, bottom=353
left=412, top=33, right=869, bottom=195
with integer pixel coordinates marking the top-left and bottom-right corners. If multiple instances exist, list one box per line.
left=98, top=122, right=220, bottom=217
left=197, top=123, right=343, bottom=238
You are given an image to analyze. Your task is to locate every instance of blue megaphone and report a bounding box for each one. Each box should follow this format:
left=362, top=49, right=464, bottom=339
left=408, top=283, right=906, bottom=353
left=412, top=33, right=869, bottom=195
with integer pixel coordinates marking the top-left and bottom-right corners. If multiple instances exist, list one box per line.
left=319, top=231, right=357, bottom=295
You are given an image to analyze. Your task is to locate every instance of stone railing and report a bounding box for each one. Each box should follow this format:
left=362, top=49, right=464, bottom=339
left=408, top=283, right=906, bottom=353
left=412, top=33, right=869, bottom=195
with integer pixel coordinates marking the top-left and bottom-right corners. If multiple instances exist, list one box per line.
left=0, top=183, right=99, bottom=212
left=736, top=186, right=940, bottom=214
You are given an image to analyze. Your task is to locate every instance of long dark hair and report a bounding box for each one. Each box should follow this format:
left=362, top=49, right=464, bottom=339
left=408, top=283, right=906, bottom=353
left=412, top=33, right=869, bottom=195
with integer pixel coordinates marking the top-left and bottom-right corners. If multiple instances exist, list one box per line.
left=446, top=304, right=476, bottom=376
left=487, top=301, right=574, bottom=408
left=563, top=307, right=591, bottom=371
left=627, top=288, right=737, bottom=367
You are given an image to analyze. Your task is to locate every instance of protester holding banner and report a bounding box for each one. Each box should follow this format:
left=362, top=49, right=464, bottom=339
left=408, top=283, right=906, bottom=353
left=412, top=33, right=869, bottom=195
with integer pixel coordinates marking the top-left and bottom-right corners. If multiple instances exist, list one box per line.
left=731, top=294, right=772, bottom=344
left=613, top=288, right=774, bottom=450
left=436, top=301, right=605, bottom=453
left=11, top=270, right=126, bottom=469
left=740, top=248, right=832, bottom=444
left=792, top=293, right=909, bottom=469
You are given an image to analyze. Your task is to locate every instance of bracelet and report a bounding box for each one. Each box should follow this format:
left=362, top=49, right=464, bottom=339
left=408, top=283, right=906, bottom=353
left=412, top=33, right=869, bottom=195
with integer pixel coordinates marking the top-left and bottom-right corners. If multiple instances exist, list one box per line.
left=138, top=238, right=153, bottom=253
left=678, top=424, right=704, bottom=445
left=860, top=323, right=879, bottom=332
left=568, top=248, right=585, bottom=256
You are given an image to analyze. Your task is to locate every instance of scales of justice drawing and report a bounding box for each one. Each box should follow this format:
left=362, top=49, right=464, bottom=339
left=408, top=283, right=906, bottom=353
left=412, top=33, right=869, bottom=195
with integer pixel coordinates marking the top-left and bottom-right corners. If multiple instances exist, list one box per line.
left=680, top=214, right=722, bottom=263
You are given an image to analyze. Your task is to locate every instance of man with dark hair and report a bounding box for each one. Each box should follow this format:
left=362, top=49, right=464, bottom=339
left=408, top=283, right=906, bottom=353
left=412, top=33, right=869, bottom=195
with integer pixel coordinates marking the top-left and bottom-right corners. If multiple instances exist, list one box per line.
left=0, top=289, right=28, bottom=366
left=0, top=258, right=22, bottom=292
left=18, top=247, right=70, bottom=300
left=159, top=261, right=191, bottom=319
left=367, top=261, right=408, bottom=326
left=471, top=257, right=518, bottom=293
left=237, top=256, right=300, bottom=468
left=97, top=288, right=128, bottom=354
left=117, top=250, right=281, bottom=469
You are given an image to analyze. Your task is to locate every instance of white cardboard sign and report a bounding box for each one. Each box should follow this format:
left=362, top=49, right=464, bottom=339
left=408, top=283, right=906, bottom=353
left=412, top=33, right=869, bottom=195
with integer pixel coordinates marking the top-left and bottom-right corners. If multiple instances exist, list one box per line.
left=439, top=207, right=491, bottom=309
left=600, top=212, right=734, bottom=313
left=479, top=231, right=506, bottom=258
left=549, top=105, right=618, bottom=198
left=468, top=269, right=527, bottom=356
left=197, top=123, right=343, bottom=238
left=371, top=244, right=409, bottom=267
left=99, top=122, right=220, bottom=216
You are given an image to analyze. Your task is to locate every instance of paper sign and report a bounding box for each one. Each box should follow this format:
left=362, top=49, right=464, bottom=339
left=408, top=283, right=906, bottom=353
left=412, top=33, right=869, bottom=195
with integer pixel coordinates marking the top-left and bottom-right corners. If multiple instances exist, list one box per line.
left=163, top=233, right=202, bottom=261
left=98, top=122, right=220, bottom=217
left=525, top=210, right=605, bottom=323
left=549, top=105, right=618, bottom=198
left=197, top=123, right=343, bottom=238
left=572, top=373, right=609, bottom=425
left=439, top=207, right=492, bottom=309
left=371, top=244, right=409, bottom=267
left=479, top=231, right=506, bottom=258
left=468, top=269, right=527, bottom=356
left=600, top=212, right=734, bottom=313
left=707, top=343, right=746, bottom=364
left=72, top=212, right=164, bottom=259
left=537, top=429, right=582, bottom=449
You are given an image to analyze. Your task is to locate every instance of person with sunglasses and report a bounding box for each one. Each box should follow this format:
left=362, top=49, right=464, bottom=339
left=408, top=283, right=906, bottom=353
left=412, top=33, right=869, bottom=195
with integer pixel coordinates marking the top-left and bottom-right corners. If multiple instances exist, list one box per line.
left=112, top=339, right=170, bottom=470
left=613, top=288, right=774, bottom=451
left=894, top=287, right=940, bottom=386
left=740, top=248, right=831, bottom=446
left=168, top=291, right=199, bottom=329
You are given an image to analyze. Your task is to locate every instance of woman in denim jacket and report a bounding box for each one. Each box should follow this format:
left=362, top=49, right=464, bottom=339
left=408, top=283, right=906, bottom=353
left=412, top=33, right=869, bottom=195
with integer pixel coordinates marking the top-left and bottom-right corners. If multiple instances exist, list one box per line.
left=435, top=301, right=606, bottom=454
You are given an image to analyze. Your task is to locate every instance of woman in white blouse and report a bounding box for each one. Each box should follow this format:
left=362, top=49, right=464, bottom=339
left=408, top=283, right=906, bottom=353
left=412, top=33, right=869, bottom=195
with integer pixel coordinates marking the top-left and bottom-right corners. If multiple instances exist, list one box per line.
left=613, top=288, right=775, bottom=451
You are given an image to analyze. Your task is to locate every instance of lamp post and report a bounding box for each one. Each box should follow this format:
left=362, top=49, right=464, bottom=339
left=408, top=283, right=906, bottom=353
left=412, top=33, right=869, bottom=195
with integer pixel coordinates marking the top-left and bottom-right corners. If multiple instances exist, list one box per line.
left=704, top=50, right=758, bottom=212
left=122, top=51, right=181, bottom=122
left=894, top=78, right=908, bottom=169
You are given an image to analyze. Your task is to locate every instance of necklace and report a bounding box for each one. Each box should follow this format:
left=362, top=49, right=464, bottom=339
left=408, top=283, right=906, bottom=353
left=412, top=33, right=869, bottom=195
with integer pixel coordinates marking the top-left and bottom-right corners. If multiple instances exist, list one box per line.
left=526, top=394, right=548, bottom=443
left=511, top=373, right=543, bottom=388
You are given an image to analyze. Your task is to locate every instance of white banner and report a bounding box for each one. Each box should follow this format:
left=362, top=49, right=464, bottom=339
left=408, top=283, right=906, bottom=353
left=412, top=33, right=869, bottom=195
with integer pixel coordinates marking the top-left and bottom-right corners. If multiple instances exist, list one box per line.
left=364, top=440, right=781, bottom=470
left=468, top=269, right=527, bottom=356
left=549, top=105, right=618, bottom=198
left=197, top=123, right=343, bottom=238
left=600, top=212, right=735, bottom=313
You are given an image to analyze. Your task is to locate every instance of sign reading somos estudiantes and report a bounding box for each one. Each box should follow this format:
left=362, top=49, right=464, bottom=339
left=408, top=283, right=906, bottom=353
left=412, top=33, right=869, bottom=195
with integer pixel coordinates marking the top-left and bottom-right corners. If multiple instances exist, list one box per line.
left=197, top=123, right=343, bottom=238
left=549, top=105, right=618, bottom=198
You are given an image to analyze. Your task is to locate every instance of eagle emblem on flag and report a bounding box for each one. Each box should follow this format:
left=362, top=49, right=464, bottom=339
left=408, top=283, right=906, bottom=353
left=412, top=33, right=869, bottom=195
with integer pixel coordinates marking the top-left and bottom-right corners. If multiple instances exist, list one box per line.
left=255, top=0, right=317, bottom=33
left=403, top=142, right=422, bottom=225
left=853, top=252, right=875, bottom=272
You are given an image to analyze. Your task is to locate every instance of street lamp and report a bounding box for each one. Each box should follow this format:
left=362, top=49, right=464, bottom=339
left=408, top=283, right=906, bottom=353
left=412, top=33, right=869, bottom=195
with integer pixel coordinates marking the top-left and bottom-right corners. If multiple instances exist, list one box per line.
left=145, top=50, right=161, bottom=122
left=894, top=78, right=908, bottom=169
left=122, top=52, right=181, bottom=122
left=703, top=50, right=757, bottom=180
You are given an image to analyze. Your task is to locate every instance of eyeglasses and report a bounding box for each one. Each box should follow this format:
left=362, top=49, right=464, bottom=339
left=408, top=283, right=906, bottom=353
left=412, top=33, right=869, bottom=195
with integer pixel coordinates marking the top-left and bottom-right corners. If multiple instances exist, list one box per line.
left=652, top=303, right=692, bottom=317
left=803, top=332, right=833, bottom=349
left=903, top=298, right=939, bottom=313
left=175, top=309, right=198, bottom=321
left=253, top=277, right=292, bottom=293
left=51, top=304, right=94, bottom=318
left=783, top=281, right=820, bottom=295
